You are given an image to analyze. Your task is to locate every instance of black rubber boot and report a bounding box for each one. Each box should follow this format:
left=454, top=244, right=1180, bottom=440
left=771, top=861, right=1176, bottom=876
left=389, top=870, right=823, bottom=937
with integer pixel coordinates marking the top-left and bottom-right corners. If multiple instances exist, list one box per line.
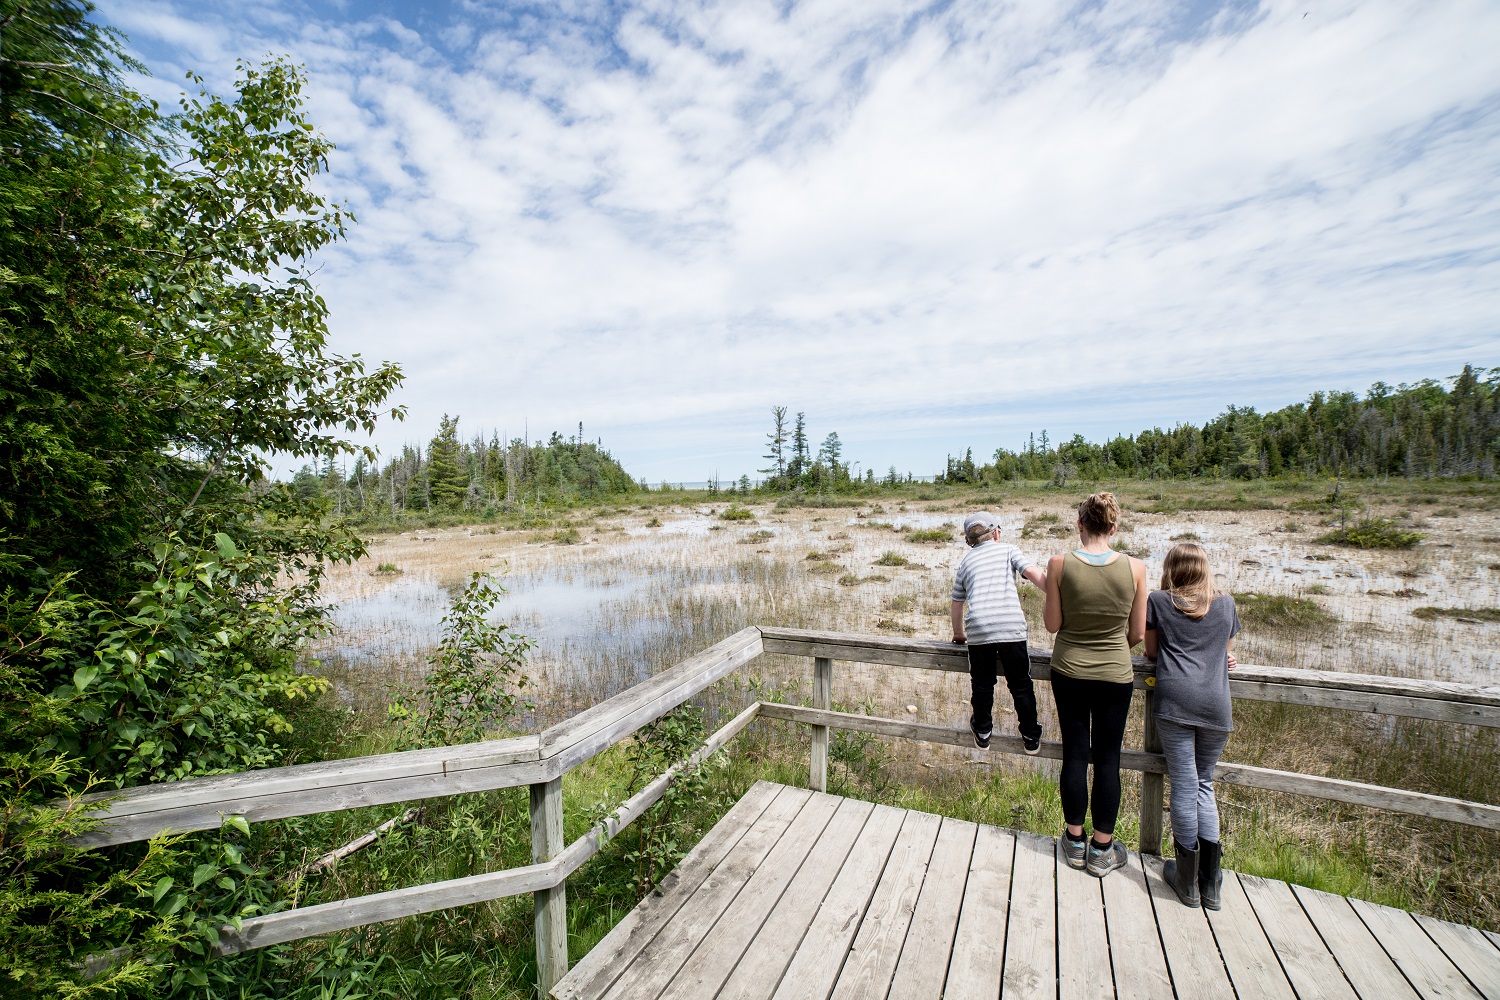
left=1199, top=839, right=1223, bottom=911
left=1163, top=840, right=1200, bottom=907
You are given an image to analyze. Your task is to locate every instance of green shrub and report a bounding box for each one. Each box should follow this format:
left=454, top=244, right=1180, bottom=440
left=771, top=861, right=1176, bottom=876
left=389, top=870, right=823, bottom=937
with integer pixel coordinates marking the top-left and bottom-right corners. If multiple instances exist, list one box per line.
left=375, top=562, right=401, bottom=573
left=1318, top=519, right=1422, bottom=549
left=874, top=551, right=909, bottom=567
left=719, top=506, right=754, bottom=521
left=552, top=527, right=581, bottom=544
left=908, top=528, right=950, bottom=543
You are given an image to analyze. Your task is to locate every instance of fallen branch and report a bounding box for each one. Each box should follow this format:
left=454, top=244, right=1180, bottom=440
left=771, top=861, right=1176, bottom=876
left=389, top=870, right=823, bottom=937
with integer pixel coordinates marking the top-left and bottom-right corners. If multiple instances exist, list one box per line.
left=299, top=807, right=422, bottom=878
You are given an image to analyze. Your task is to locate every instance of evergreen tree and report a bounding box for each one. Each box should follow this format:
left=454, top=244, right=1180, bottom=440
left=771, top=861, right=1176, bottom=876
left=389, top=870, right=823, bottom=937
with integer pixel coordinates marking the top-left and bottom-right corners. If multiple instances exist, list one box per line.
left=762, top=406, right=789, bottom=482
left=427, top=415, right=466, bottom=511
left=789, top=411, right=809, bottom=478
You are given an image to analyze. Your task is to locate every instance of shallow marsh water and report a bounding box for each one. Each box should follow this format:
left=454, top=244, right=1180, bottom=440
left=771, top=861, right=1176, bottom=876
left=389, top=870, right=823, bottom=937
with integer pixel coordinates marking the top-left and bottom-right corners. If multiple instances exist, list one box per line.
left=313, top=496, right=1500, bottom=733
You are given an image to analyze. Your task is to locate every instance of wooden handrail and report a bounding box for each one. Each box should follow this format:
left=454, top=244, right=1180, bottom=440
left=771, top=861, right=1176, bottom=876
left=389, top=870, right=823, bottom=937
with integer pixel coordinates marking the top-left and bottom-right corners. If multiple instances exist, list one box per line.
left=67, top=624, right=1500, bottom=996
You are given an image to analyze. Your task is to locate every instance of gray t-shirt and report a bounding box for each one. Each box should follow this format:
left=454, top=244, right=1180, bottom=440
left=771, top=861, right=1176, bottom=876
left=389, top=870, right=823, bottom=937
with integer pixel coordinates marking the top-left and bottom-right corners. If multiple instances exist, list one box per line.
left=951, top=540, right=1034, bottom=644
left=1146, top=591, right=1240, bottom=731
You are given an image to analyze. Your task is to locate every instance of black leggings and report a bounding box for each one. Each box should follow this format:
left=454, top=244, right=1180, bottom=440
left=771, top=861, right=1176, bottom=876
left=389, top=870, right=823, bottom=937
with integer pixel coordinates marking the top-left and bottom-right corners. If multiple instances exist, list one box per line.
left=1050, top=672, right=1134, bottom=834
left=967, top=641, right=1041, bottom=741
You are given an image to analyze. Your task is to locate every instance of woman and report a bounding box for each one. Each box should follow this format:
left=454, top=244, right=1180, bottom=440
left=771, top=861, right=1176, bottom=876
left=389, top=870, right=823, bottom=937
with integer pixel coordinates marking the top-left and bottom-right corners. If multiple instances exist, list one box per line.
left=1144, top=543, right=1240, bottom=909
left=1043, top=492, right=1148, bottom=878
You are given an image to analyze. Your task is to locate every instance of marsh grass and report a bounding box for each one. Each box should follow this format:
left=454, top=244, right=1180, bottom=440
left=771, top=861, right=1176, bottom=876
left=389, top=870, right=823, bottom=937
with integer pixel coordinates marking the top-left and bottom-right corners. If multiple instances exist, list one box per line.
left=874, top=551, right=910, bottom=566
left=1411, top=606, right=1500, bottom=624
left=1319, top=518, right=1424, bottom=549
left=1233, top=592, right=1336, bottom=631
left=908, top=528, right=951, bottom=543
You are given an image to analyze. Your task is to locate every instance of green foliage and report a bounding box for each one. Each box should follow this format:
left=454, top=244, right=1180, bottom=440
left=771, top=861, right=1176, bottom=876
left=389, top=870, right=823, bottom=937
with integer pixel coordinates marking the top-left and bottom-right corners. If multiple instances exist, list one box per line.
left=907, top=528, right=951, bottom=543
left=619, top=706, right=717, bottom=895
left=1318, top=518, right=1424, bottom=549
left=873, top=551, right=909, bottom=566
left=718, top=505, right=754, bottom=521
left=1232, top=592, right=1337, bottom=631
left=388, top=573, right=532, bottom=748
left=0, top=4, right=404, bottom=993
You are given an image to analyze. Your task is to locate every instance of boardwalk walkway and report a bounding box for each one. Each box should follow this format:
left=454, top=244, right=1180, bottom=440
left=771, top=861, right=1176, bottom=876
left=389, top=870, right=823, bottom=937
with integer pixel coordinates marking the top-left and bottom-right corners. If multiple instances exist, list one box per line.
left=554, top=781, right=1500, bottom=1000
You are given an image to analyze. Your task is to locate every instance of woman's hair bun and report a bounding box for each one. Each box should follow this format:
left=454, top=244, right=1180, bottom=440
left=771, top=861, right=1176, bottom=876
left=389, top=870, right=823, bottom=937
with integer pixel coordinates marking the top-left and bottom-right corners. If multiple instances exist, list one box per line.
left=1077, top=492, right=1120, bottom=536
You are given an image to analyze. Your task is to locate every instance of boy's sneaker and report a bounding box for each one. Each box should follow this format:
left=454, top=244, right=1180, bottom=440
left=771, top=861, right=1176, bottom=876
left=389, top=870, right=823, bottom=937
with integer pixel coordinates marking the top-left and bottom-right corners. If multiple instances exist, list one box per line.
left=969, top=715, right=992, bottom=749
left=1022, top=733, right=1042, bottom=756
left=1086, top=838, right=1128, bottom=878
left=1061, top=834, right=1088, bottom=870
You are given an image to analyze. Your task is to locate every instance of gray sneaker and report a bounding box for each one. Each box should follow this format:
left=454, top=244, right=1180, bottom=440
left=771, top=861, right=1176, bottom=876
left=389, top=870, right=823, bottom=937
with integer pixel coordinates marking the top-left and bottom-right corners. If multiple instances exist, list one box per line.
left=1086, top=839, right=1128, bottom=878
left=1061, top=835, right=1087, bottom=870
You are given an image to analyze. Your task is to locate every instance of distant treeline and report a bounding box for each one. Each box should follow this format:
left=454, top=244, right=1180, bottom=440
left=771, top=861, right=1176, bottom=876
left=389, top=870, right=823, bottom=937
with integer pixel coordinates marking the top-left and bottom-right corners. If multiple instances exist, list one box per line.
left=292, top=417, right=639, bottom=518
left=940, top=364, right=1499, bottom=485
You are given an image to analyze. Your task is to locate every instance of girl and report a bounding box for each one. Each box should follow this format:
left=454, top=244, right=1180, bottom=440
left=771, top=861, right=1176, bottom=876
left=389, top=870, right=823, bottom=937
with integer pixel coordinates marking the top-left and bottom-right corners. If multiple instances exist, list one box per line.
left=1043, top=492, right=1148, bottom=878
left=1144, top=543, right=1240, bottom=909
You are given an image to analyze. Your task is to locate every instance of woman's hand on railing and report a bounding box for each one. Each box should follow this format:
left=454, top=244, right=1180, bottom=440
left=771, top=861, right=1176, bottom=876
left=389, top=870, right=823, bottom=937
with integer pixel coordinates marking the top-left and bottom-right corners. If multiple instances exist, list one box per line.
left=1227, top=651, right=1238, bottom=670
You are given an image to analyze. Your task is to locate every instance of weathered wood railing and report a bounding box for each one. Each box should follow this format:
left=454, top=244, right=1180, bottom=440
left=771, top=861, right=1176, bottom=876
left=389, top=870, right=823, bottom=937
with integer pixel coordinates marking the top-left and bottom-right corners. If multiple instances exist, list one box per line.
left=71, top=625, right=1500, bottom=996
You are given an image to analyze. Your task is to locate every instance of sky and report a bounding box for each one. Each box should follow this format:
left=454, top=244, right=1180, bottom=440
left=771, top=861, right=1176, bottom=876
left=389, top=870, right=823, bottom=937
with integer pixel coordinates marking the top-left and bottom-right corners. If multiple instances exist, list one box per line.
left=102, top=0, right=1500, bottom=482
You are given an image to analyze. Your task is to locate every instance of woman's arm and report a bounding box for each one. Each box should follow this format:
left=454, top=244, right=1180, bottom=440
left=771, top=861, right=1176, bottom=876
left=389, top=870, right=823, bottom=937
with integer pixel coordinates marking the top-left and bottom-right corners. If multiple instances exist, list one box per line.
left=1126, top=557, right=1148, bottom=647
left=1021, top=564, right=1047, bottom=589
left=1043, top=555, right=1064, bottom=634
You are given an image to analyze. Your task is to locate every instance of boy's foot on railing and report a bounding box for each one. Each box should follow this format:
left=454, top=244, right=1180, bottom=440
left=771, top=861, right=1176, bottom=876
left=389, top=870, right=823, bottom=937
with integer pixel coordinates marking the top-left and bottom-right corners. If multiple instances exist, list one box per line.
left=969, top=715, right=992, bottom=749
left=1086, top=838, right=1128, bottom=878
left=1062, top=831, right=1088, bottom=870
left=1022, top=732, right=1042, bottom=755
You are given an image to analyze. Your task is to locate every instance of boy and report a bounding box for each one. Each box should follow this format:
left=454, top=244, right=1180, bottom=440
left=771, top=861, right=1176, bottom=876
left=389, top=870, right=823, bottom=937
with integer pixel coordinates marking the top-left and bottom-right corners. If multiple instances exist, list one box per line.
left=951, top=511, right=1047, bottom=752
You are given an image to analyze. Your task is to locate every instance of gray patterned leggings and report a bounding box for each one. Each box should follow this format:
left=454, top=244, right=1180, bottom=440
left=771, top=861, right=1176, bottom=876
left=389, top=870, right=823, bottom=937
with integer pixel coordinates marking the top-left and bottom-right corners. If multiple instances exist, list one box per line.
left=1156, top=718, right=1228, bottom=850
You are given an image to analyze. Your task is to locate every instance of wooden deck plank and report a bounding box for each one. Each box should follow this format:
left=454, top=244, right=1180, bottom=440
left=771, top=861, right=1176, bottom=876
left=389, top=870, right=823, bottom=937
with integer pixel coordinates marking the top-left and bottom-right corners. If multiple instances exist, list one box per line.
left=827, top=810, right=943, bottom=1000
left=657, top=791, right=843, bottom=1000
left=599, top=785, right=813, bottom=1000
left=1350, top=898, right=1485, bottom=1000
left=887, top=817, right=977, bottom=1000
left=1205, top=864, right=1296, bottom=1000
left=1142, top=855, right=1234, bottom=1000
left=1102, top=851, right=1173, bottom=1000
left=1292, top=884, right=1420, bottom=999
left=1414, top=914, right=1500, bottom=1000
left=1056, top=840, right=1112, bottom=1000
left=553, top=780, right=780, bottom=1000
left=715, top=797, right=876, bottom=1000
left=942, top=825, right=1016, bottom=1000
left=1240, top=874, right=1359, bottom=1000
left=770, top=803, right=908, bottom=1000
left=1001, top=831, right=1058, bottom=1000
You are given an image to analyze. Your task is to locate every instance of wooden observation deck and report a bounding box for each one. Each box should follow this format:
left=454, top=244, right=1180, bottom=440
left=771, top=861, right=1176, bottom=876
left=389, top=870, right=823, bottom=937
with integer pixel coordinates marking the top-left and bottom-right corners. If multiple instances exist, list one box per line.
left=555, top=781, right=1500, bottom=1000
left=69, top=627, right=1500, bottom=997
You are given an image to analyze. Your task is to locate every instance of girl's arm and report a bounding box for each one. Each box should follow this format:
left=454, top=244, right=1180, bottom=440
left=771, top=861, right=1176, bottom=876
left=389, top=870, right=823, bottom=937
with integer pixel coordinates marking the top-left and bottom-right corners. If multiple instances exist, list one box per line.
left=1043, top=554, right=1064, bottom=634
left=1126, top=557, right=1148, bottom=647
left=1144, top=626, right=1159, bottom=660
left=1226, top=637, right=1237, bottom=670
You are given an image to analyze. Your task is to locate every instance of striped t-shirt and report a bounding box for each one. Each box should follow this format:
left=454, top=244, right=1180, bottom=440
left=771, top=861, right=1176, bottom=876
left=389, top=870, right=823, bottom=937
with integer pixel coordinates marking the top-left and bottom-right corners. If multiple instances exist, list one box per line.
left=951, top=540, right=1034, bottom=643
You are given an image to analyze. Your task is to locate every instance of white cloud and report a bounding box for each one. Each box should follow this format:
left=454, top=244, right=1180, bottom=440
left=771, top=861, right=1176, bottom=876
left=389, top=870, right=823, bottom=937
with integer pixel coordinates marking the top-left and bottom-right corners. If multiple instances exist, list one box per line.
left=100, top=0, right=1500, bottom=479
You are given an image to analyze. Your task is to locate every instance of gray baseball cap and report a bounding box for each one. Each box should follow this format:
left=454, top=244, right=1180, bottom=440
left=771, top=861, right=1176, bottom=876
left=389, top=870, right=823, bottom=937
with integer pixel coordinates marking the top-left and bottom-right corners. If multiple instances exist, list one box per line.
left=963, top=512, right=999, bottom=533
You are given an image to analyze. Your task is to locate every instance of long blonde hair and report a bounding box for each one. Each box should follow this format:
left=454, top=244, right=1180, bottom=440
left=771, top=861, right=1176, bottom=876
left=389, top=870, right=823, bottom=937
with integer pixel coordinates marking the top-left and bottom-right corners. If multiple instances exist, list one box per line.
left=1160, top=543, right=1216, bottom=619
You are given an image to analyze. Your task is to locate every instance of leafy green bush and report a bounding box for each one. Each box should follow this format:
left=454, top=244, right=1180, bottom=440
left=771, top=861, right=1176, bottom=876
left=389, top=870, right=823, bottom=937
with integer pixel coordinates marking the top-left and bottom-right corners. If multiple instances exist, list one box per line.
left=1318, top=519, right=1423, bottom=549
left=718, top=506, right=754, bottom=521
left=908, top=528, right=951, bottom=543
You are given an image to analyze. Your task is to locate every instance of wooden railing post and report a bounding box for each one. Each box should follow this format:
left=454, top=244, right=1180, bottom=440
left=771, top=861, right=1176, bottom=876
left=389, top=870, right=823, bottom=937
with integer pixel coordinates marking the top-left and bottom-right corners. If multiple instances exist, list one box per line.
left=810, top=657, right=832, bottom=792
left=1139, top=688, right=1164, bottom=856
left=531, top=777, right=566, bottom=995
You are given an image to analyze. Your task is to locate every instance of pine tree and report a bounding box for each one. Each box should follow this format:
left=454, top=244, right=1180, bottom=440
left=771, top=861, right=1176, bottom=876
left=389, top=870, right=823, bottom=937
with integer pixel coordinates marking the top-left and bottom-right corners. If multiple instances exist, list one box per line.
left=790, top=411, right=809, bottom=479
left=762, top=406, right=789, bottom=482
left=428, top=415, right=467, bottom=511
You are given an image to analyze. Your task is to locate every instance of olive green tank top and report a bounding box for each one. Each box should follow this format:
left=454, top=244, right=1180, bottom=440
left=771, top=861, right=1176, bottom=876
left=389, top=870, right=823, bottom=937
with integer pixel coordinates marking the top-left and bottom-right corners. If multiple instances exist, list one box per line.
left=1051, top=552, right=1135, bottom=684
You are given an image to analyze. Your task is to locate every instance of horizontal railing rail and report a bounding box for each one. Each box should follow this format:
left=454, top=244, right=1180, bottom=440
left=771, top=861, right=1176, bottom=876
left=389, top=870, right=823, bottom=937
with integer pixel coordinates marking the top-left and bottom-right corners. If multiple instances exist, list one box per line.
left=66, top=624, right=1500, bottom=996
